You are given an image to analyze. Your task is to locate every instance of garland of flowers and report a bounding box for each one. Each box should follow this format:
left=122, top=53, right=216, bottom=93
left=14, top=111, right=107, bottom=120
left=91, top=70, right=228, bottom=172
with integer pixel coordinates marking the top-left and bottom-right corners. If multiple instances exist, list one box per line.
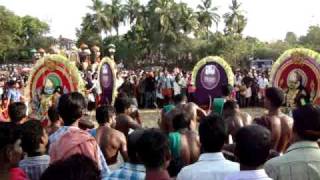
left=270, top=48, right=320, bottom=85
left=191, top=56, right=234, bottom=86
left=97, top=57, right=118, bottom=105
left=25, top=54, right=85, bottom=101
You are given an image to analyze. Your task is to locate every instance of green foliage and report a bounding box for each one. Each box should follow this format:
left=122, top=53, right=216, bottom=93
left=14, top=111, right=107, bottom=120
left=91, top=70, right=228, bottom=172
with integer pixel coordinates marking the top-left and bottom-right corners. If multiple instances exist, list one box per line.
left=76, top=13, right=102, bottom=47
left=82, top=0, right=320, bottom=69
left=0, top=6, right=50, bottom=62
left=299, top=26, right=320, bottom=51
left=223, top=0, right=247, bottom=36
left=285, top=32, right=297, bottom=45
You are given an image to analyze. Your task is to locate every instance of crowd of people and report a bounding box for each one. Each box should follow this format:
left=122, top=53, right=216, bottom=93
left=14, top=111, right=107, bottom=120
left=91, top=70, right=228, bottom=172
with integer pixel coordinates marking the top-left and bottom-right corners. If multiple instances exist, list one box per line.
left=1, top=80, right=320, bottom=180
left=1, top=50, right=319, bottom=180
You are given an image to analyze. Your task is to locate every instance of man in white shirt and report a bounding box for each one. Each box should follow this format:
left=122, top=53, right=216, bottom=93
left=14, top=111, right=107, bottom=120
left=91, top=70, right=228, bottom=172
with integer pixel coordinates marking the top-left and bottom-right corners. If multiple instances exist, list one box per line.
left=224, top=125, right=272, bottom=180
left=258, top=74, right=269, bottom=100
left=177, top=114, right=239, bottom=180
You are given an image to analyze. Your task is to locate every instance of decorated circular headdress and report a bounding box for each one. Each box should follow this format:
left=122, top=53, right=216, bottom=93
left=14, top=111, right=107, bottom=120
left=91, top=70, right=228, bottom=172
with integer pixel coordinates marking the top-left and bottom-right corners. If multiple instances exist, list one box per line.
left=192, top=56, right=234, bottom=107
left=97, top=57, right=117, bottom=105
left=271, top=48, right=320, bottom=105
left=26, top=54, right=85, bottom=116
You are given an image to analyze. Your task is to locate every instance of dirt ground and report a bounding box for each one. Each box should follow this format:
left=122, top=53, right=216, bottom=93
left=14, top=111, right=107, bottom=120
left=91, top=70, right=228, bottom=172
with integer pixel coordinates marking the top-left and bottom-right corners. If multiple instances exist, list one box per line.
left=139, top=107, right=265, bottom=128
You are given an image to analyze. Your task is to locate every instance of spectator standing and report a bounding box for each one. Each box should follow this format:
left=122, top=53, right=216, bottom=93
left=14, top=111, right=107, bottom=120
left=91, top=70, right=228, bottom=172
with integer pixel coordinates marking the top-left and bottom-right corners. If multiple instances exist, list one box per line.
left=40, top=154, right=101, bottom=180
left=7, top=80, right=23, bottom=105
left=138, top=129, right=171, bottom=180
left=258, top=74, right=269, bottom=100
left=8, top=102, right=27, bottom=125
left=177, top=114, right=239, bottom=180
left=0, top=122, right=28, bottom=180
left=46, top=106, right=63, bottom=136
left=19, top=120, right=50, bottom=180
left=265, top=104, right=320, bottom=180
left=144, top=73, right=156, bottom=108
left=225, top=125, right=272, bottom=180
left=107, top=130, right=146, bottom=180
left=48, top=92, right=110, bottom=178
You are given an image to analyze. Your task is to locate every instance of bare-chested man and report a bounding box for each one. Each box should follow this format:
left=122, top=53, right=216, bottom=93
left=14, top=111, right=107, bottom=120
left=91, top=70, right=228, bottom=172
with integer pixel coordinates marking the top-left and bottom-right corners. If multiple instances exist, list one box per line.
left=254, top=87, right=293, bottom=153
left=114, top=97, right=141, bottom=137
left=160, top=94, right=207, bottom=134
left=168, top=113, right=200, bottom=177
left=223, top=100, right=252, bottom=140
left=93, top=105, right=128, bottom=165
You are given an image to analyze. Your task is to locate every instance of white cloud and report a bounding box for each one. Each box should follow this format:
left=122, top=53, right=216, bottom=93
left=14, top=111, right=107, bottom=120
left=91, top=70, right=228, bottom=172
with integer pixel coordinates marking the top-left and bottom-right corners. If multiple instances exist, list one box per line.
left=1, top=0, right=320, bottom=41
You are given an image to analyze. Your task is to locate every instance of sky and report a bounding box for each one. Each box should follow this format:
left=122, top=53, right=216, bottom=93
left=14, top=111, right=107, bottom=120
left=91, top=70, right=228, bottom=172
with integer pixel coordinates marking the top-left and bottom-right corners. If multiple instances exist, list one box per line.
left=1, top=0, right=320, bottom=42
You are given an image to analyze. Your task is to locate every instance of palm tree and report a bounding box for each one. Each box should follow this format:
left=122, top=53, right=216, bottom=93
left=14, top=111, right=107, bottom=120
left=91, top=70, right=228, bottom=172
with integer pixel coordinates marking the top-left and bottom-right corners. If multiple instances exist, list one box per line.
left=123, top=0, right=140, bottom=27
left=152, top=0, right=175, bottom=34
left=178, top=3, right=199, bottom=35
left=106, top=0, right=126, bottom=37
left=87, top=0, right=112, bottom=35
left=223, top=0, right=247, bottom=35
left=197, top=0, right=220, bottom=40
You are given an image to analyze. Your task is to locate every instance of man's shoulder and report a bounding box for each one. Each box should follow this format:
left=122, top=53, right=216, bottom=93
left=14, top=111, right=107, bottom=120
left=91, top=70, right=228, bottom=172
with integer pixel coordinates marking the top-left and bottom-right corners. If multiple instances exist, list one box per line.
left=19, top=155, right=51, bottom=167
left=117, top=114, right=133, bottom=121
left=110, top=128, right=126, bottom=139
left=179, top=159, right=239, bottom=173
left=49, top=126, right=68, bottom=143
left=265, top=155, right=288, bottom=168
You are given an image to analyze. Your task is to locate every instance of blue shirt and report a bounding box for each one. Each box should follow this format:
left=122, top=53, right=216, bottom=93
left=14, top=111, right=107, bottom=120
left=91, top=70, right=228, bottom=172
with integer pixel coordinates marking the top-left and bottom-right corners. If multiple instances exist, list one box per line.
left=7, top=88, right=21, bottom=102
left=106, top=162, right=146, bottom=180
left=19, top=155, right=50, bottom=180
left=49, top=126, right=110, bottom=178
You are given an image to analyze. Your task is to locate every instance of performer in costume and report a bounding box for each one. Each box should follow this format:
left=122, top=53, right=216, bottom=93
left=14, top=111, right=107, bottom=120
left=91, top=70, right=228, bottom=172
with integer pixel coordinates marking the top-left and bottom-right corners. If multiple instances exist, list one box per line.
left=68, top=46, right=81, bottom=68
left=191, top=56, right=234, bottom=114
left=91, top=45, right=101, bottom=73
left=26, top=54, right=85, bottom=119
left=271, top=48, right=320, bottom=110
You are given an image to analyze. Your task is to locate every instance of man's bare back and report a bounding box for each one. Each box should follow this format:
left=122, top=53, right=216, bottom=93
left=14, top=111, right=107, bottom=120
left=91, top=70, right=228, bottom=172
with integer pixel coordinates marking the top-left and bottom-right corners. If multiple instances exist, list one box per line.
left=160, top=103, right=206, bottom=133
left=254, top=113, right=293, bottom=153
left=95, top=126, right=128, bottom=165
left=115, top=114, right=141, bottom=137
left=225, top=112, right=252, bottom=139
left=179, top=130, right=200, bottom=164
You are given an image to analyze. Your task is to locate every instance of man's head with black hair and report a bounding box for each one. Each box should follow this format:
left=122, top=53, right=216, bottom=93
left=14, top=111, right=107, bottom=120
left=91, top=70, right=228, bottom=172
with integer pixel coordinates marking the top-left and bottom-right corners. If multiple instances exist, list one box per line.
left=137, top=129, right=170, bottom=170
left=40, top=154, right=100, bottom=180
left=127, top=129, right=144, bottom=164
left=20, top=119, right=48, bottom=155
left=199, top=113, right=227, bottom=153
left=58, top=92, right=86, bottom=126
left=223, top=100, right=240, bottom=117
left=96, top=105, right=115, bottom=126
left=173, top=94, right=187, bottom=105
left=114, top=97, right=131, bottom=114
left=0, top=122, right=22, bottom=168
left=264, top=87, right=284, bottom=109
left=48, top=106, right=60, bottom=124
left=235, top=125, right=271, bottom=169
left=292, top=104, right=320, bottom=141
left=222, top=84, right=233, bottom=97
left=172, top=113, right=190, bottom=131
left=8, top=102, right=27, bottom=124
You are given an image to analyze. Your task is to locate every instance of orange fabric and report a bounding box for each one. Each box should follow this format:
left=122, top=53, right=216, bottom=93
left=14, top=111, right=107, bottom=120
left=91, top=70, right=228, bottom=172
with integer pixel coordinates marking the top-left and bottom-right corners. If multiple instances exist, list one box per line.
left=49, top=128, right=100, bottom=166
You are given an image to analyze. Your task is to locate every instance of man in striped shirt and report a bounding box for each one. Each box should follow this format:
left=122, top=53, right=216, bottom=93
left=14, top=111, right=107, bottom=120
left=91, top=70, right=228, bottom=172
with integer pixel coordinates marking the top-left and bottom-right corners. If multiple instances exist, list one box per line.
left=19, top=120, right=50, bottom=180
left=107, top=130, right=146, bottom=180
